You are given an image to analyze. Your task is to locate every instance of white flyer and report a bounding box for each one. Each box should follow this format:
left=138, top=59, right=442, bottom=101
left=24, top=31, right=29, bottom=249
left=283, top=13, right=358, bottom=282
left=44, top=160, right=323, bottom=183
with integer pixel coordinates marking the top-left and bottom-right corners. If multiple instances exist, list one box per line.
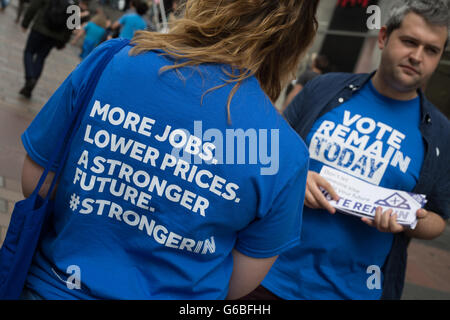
left=319, top=166, right=427, bottom=229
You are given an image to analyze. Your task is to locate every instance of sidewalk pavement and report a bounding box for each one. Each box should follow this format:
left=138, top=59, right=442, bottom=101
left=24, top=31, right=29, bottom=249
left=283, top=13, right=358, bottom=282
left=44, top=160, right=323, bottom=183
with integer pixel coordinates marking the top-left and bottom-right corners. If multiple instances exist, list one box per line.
left=0, top=2, right=449, bottom=300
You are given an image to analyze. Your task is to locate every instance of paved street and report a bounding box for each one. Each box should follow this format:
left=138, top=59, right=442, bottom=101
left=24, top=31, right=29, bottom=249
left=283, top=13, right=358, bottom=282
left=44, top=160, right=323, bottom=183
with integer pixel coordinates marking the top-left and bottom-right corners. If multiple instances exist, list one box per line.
left=0, top=2, right=81, bottom=243
left=0, top=1, right=449, bottom=300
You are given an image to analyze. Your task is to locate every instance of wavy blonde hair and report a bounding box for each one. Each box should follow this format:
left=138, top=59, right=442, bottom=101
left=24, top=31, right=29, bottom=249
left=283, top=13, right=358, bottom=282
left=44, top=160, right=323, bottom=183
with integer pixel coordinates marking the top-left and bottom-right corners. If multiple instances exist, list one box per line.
left=130, top=0, right=319, bottom=121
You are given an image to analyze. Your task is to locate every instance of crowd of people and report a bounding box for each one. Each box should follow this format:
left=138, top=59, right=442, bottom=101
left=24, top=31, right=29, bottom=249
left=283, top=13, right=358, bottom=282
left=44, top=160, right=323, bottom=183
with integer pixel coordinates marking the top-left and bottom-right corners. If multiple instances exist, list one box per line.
left=0, top=0, right=448, bottom=301
left=4, top=0, right=173, bottom=98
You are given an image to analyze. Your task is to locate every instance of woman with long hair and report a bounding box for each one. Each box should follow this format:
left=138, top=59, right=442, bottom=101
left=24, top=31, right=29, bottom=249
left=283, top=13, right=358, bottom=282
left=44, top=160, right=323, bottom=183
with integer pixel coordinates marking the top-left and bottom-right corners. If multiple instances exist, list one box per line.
left=20, top=0, right=319, bottom=299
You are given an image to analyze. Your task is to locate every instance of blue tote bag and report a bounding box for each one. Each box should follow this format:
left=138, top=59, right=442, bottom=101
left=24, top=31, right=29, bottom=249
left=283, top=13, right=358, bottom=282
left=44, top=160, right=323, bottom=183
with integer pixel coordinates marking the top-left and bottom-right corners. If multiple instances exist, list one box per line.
left=0, top=39, right=130, bottom=300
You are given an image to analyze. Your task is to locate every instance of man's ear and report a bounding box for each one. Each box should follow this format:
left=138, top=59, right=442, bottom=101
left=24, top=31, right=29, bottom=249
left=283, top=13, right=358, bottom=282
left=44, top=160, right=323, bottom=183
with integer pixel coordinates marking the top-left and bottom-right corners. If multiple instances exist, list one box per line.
left=378, top=26, right=388, bottom=50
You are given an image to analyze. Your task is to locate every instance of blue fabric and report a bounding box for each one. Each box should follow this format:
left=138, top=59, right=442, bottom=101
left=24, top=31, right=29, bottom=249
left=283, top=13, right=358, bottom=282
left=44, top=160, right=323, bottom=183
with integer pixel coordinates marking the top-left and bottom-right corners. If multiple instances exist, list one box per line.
left=0, top=195, right=49, bottom=300
left=21, top=41, right=308, bottom=299
left=118, top=13, right=147, bottom=40
left=80, top=22, right=106, bottom=59
left=262, top=80, right=425, bottom=300
left=279, top=72, right=450, bottom=299
left=20, top=288, right=44, bottom=300
left=84, top=22, right=106, bottom=45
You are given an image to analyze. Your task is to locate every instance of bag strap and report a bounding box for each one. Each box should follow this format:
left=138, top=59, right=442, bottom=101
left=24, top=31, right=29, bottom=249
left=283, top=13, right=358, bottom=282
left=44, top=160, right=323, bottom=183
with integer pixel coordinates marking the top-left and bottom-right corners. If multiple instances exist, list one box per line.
left=31, top=39, right=131, bottom=202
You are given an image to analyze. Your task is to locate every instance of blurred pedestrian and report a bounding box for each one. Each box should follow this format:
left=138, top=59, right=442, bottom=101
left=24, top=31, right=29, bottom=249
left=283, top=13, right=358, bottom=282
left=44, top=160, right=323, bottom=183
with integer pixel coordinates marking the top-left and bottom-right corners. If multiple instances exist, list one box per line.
left=282, top=53, right=330, bottom=111
left=15, top=0, right=30, bottom=24
left=71, top=7, right=109, bottom=59
left=19, top=0, right=74, bottom=98
left=111, top=0, right=148, bottom=40
left=79, top=0, right=91, bottom=24
left=20, top=0, right=319, bottom=299
left=0, top=0, right=9, bottom=12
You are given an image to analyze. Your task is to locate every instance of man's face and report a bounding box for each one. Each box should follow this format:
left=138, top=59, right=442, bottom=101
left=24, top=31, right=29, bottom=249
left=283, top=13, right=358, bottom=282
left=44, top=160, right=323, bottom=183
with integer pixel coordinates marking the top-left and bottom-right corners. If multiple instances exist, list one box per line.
left=378, top=12, right=448, bottom=92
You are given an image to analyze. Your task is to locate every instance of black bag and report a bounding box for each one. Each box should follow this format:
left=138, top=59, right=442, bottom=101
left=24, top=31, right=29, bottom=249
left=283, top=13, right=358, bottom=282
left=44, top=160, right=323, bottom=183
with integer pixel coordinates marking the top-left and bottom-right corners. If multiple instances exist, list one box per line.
left=44, top=0, right=76, bottom=31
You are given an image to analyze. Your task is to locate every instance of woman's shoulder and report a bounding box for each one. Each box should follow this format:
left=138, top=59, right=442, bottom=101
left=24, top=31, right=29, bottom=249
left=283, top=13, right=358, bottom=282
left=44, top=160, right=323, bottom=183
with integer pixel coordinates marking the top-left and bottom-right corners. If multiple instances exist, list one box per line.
left=227, top=76, right=309, bottom=165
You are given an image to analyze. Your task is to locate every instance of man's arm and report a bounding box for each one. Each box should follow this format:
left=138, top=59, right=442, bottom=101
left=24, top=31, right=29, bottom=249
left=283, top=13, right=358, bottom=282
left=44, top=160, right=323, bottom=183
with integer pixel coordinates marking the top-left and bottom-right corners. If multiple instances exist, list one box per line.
left=362, top=207, right=446, bottom=240
left=112, top=14, right=127, bottom=31
left=405, top=209, right=446, bottom=240
left=111, top=20, right=121, bottom=30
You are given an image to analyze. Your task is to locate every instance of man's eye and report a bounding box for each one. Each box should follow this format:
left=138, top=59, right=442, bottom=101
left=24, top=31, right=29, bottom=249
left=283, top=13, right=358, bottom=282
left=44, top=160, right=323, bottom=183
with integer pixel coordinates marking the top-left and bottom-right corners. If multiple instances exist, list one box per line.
left=426, top=48, right=439, bottom=55
left=402, top=40, right=415, bottom=46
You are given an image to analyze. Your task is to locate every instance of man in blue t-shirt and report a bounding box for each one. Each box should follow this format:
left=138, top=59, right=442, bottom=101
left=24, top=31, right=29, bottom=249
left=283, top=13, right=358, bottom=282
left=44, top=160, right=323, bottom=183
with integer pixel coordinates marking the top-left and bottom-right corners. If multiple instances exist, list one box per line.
left=111, top=0, right=148, bottom=40
left=244, top=0, right=450, bottom=300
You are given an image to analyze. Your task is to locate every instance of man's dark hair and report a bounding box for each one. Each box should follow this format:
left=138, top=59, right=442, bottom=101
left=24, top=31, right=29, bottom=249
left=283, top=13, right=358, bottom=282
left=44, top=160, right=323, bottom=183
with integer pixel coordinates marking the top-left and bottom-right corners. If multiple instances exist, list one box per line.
left=385, top=0, right=450, bottom=48
left=314, top=54, right=330, bottom=74
left=135, top=1, right=149, bottom=16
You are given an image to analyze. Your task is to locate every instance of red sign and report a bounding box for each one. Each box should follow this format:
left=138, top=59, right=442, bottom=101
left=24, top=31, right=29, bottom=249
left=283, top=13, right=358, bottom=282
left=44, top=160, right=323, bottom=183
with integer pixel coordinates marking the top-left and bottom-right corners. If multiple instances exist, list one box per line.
left=337, top=0, right=370, bottom=8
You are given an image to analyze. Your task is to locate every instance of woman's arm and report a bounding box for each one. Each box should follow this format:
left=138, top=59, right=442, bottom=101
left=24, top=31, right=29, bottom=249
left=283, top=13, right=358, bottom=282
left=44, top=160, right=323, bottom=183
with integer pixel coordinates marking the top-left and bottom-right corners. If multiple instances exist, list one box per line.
left=226, top=250, right=277, bottom=300
left=21, top=154, right=56, bottom=199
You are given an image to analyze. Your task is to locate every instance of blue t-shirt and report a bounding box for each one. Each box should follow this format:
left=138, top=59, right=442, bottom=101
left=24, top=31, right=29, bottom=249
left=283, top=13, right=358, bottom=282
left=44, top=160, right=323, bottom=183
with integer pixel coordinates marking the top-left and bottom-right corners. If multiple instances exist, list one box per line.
left=21, top=40, right=308, bottom=299
left=118, top=13, right=147, bottom=40
left=262, top=80, right=425, bottom=300
left=81, top=22, right=106, bottom=59
left=84, top=22, right=106, bottom=45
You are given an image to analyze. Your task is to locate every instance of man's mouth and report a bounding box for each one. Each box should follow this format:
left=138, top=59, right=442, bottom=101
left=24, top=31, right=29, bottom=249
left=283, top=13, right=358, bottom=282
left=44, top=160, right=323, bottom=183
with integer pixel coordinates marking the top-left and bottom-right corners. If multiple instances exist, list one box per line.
left=400, top=65, right=420, bottom=75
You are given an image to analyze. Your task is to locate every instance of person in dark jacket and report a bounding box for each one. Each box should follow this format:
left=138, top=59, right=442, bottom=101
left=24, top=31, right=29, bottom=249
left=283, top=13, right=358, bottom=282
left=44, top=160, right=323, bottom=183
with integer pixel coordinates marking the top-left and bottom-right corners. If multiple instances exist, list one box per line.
left=19, top=0, right=74, bottom=98
left=15, top=0, right=29, bottom=22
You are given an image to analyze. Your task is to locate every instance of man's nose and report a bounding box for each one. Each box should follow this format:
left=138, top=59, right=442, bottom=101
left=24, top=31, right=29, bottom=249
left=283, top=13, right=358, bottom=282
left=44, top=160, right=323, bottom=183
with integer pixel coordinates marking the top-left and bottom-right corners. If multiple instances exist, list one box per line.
left=409, top=46, right=424, bottom=64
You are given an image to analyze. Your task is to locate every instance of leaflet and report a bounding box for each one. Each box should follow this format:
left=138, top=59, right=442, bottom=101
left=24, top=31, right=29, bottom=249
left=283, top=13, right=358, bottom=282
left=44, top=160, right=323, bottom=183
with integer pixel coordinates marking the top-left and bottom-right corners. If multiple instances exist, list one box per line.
left=319, top=166, right=427, bottom=229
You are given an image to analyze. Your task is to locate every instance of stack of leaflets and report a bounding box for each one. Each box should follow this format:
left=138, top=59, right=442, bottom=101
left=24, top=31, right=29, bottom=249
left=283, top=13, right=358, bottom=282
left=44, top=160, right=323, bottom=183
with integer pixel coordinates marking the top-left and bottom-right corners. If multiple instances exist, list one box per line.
left=319, top=166, right=427, bottom=229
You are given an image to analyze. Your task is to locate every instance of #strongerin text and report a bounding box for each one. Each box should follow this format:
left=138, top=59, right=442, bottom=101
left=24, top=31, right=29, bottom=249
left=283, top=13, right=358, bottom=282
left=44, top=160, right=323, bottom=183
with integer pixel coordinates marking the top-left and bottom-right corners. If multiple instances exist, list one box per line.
left=76, top=198, right=216, bottom=254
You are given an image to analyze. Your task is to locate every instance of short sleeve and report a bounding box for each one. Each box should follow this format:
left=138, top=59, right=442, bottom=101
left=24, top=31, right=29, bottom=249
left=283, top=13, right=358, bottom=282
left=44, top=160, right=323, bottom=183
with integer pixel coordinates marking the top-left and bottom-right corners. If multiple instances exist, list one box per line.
left=119, top=14, right=128, bottom=25
left=21, top=39, right=126, bottom=171
left=235, top=160, right=309, bottom=258
left=21, top=75, right=76, bottom=171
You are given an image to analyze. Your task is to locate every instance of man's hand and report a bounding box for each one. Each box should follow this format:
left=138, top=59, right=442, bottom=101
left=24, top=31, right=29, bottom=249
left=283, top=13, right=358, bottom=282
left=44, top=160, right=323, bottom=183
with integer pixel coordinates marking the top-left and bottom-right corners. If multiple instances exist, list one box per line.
left=361, top=207, right=431, bottom=234
left=361, top=207, right=405, bottom=233
left=305, top=171, right=340, bottom=214
left=80, top=10, right=90, bottom=18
